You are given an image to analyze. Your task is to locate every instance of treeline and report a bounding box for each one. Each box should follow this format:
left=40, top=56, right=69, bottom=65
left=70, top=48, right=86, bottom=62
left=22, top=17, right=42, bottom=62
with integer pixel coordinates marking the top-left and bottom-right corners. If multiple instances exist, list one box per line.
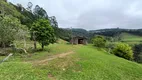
left=90, top=28, right=142, bottom=37
left=0, top=0, right=91, bottom=48
left=0, top=0, right=63, bottom=51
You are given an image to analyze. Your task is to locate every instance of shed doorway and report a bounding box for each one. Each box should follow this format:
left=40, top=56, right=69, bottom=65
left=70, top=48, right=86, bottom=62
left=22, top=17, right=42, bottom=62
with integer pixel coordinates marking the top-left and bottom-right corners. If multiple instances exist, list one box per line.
left=78, top=39, right=83, bottom=44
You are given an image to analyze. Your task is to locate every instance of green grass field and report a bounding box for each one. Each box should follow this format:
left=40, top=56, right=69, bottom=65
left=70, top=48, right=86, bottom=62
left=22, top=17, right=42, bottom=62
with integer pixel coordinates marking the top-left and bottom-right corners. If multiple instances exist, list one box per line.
left=45, top=45, right=142, bottom=80
left=120, top=33, right=142, bottom=45
left=0, top=41, right=142, bottom=80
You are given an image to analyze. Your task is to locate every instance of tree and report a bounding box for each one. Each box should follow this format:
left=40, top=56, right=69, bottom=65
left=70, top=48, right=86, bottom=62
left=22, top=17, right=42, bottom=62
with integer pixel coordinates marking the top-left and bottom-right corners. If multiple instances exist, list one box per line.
left=133, top=44, right=142, bottom=63
left=31, top=19, right=56, bottom=50
left=112, top=43, right=133, bottom=60
left=0, top=15, right=26, bottom=48
left=16, top=4, right=23, bottom=12
left=33, top=5, right=48, bottom=20
left=27, top=2, right=33, bottom=12
left=0, top=1, right=22, bottom=18
left=92, top=35, right=106, bottom=48
left=49, top=16, right=58, bottom=27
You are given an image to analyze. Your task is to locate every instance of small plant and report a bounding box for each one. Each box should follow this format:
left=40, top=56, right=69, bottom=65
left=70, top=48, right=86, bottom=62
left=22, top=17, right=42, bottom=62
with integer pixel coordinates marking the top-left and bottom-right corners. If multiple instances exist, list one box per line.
left=112, top=43, right=133, bottom=60
left=92, top=35, right=106, bottom=48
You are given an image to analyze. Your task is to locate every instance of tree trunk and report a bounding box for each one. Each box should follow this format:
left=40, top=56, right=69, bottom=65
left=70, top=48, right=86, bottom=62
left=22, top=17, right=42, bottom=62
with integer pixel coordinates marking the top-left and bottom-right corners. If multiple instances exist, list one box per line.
left=2, top=42, right=6, bottom=54
left=2, top=42, right=5, bottom=49
left=24, top=37, right=26, bottom=48
left=41, top=43, right=44, bottom=50
left=34, top=40, right=37, bottom=49
left=33, top=32, right=37, bottom=50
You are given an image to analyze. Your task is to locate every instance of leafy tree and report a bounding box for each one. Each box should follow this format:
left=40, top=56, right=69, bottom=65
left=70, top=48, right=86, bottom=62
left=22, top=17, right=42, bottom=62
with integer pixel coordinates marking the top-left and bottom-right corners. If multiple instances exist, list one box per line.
left=26, top=2, right=33, bottom=12
left=31, top=19, right=56, bottom=50
left=0, top=15, right=26, bottom=48
left=0, top=1, right=23, bottom=18
left=112, top=43, right=133, bottom=60
left=92, top=35, right=106, bottom=48
left=49, top=16, right=58, bottom=27
left=16, top=3, right=24, bottom=12
left=33, top=5, right=48, bottom=19
left=133, top=44, right=142, bottom=63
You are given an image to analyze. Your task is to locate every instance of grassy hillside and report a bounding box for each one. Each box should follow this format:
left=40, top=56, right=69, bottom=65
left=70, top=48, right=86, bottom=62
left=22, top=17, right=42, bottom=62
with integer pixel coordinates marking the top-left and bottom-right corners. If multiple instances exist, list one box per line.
left=120, top=33, right=142, bottom=45
left=0, top=42, right=142, bottom=80
left=0, top=62, right=47, bottom=80
left=46, top=45, right=142, bottom=80
left=121, top=33, right=142, bottom=42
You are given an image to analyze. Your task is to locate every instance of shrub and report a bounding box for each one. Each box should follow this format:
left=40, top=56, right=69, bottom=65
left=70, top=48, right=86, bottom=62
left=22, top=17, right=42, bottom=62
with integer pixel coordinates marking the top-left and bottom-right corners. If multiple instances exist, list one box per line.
left=105, top=42, right=116, bottom=53
left=133, top=44, right=142, bottom=63
left=92, top=35, right=106, bottom=48
left=112, top=43, right=133, bottom=60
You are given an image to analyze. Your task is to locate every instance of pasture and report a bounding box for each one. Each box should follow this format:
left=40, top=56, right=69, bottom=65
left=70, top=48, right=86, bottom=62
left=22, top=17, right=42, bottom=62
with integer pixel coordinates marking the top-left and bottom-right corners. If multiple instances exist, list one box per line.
left=0, top=41, right=142, bottom=80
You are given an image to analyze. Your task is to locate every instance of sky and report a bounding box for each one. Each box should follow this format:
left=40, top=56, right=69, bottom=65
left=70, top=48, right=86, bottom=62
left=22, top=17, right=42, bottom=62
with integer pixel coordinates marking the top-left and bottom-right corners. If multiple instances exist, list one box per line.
left=8, top=0, right=142, bottom=30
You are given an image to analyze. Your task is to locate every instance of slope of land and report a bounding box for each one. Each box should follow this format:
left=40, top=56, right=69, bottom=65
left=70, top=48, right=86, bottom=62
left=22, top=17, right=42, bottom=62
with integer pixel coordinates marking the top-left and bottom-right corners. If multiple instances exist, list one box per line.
left=45, top=45, right=142, bottom=80
left=121, top=33, right=142, bottom=42
left=0, top=42, right=142, bottom=80
left=120, top=33, right=142, bottom=45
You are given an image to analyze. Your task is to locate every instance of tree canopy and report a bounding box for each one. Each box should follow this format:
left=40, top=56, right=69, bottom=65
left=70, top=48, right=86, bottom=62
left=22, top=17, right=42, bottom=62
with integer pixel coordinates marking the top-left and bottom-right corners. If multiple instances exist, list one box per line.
left=31, top=19, right=56, bottom=49
left=0, top=14, right=26, bottom=48
left=92, top=35, right=106, bottom=48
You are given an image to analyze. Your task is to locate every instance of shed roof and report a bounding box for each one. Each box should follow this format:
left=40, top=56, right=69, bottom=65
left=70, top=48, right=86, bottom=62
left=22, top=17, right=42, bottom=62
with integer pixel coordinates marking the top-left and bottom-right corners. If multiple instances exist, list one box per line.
left=72, top=36, right=87, bottom=39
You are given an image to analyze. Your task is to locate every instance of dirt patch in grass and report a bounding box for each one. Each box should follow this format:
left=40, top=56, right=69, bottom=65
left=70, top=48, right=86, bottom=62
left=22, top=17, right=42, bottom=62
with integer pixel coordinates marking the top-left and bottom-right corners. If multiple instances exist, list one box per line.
left=48, top=73, right=56, bottom=80
left=31, top=51, right=74, bottom=65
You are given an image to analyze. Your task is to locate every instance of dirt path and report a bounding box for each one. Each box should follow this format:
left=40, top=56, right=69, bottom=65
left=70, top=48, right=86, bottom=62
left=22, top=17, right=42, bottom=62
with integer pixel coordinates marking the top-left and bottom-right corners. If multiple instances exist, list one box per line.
left=31, top=51, right=74, bottom=65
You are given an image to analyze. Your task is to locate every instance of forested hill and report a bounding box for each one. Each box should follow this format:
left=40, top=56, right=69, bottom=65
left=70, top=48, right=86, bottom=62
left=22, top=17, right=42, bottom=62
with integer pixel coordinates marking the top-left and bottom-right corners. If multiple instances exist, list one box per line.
left=0, top=0, right=86, bottom=42
left=1, top=0, right=142, bottom=42
left=59, top=28, right=142, bottom=41
left=90, top=28, right=142, bottom=37
left=0, top=0, right=23, bottom=18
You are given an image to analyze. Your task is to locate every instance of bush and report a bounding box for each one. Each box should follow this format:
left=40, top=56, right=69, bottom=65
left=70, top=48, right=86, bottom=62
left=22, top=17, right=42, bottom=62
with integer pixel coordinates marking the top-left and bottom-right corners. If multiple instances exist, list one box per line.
left=92, top=35, right=106, bottom=48
left=112, top=43, right=133, bottom=60
left=133, top=44, right=142, bottom=63
left=105, top=42, right=116, bottom=53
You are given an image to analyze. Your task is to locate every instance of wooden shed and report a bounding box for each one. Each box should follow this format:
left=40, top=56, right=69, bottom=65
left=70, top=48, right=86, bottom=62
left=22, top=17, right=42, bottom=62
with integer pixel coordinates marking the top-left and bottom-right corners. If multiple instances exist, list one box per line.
left=70, top=36, right=87, bottom=45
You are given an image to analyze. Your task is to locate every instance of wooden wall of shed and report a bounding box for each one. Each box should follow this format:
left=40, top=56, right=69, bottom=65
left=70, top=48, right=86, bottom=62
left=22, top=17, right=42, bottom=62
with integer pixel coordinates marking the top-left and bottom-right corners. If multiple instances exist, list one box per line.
left=83, top=39, right=87, bottom=45
left=70, top=37, right=88, bottom=45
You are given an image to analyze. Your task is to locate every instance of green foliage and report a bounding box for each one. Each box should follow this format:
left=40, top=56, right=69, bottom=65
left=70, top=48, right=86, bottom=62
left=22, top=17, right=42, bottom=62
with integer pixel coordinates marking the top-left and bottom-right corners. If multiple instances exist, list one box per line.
left=31, top=19, right=56, bottom=49
left=0, top=15, right=26, bottom=48
left=0, top=41, right=142, bottom=80
left=49, top=16, right=58, bottom=27
left=53, top=27, right=71, bottom=41
left=121, top=33, right=142, bottom=42
left=112, top=43, right=133, bottom=60
left=92, top=35, right=106, bottom=47
left=33, top=5, right=48, bottom=19
left=72, top=28, right=89, bottom=37
left=13, top=3, right=35, bottom=28
left=0, top=1, right=23, bottom=18
left=133, top=44, right=142, bottom=63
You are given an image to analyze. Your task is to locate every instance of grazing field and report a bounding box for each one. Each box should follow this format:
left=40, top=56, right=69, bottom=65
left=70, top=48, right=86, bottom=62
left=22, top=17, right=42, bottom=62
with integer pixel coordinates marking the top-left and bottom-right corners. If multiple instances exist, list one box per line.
left=120, top=33, right=142, bottom=45
left=0, top=41, right=142, bottom=80
left=45, top=46, right=142, bottom=80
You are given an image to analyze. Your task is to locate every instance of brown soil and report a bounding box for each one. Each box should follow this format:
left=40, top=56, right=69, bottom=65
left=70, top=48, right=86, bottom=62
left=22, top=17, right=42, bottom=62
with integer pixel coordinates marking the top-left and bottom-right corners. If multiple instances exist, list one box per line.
left=31, top=51, right=74, bottom=65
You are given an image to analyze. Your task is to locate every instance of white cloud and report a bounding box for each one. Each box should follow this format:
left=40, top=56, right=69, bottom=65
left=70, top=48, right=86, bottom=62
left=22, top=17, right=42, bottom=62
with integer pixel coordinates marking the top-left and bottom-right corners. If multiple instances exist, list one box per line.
left=8, top=0, right=142, bottom=30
